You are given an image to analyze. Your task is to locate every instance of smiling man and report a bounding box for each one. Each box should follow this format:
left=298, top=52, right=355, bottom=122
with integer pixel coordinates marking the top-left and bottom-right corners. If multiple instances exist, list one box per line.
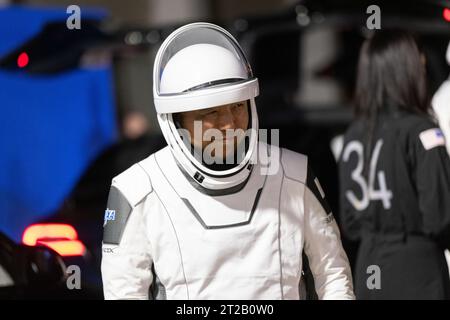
left=173, top=100, right=250, bottom=167
left=101, top=22, right=354, bottom=300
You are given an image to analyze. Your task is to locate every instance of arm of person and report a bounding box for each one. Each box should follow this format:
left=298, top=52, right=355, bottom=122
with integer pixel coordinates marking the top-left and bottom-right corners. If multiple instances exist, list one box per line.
left=303, top=167, right=355, bottom=300
left=101, top=169, right=153, bottom=300
left=432, top=79, right=450, bottom=156
left=414, top=125, right=450, bottom=249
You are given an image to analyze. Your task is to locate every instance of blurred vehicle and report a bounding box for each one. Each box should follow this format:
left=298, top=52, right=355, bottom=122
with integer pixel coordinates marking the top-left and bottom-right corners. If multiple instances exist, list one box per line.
left=0, top=231, right=90, bottom=299
left=0, top=7, right=118, bottom=244
left=0, top=7, right=121, bottom=298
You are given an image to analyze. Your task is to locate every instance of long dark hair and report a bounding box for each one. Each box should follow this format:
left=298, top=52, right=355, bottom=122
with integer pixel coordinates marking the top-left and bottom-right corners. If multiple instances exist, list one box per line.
left=354, top=30, right=429, bottom=176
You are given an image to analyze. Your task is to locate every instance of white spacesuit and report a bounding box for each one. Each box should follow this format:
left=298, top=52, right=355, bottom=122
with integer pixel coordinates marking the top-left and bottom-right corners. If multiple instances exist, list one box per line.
left=101, top=23, right=354, bottom=300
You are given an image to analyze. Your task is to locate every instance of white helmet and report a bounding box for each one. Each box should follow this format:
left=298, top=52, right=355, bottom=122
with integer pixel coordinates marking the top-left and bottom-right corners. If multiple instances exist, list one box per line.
left=153, top=22, right=260, bottom=194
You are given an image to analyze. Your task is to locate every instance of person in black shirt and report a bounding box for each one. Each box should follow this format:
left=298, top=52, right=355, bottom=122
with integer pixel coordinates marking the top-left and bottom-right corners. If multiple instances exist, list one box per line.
left=339, top=30, right=450, bottom=299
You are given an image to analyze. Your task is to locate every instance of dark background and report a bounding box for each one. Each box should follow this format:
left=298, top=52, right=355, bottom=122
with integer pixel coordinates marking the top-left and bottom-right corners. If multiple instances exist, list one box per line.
left=0, top=0, right=449, bottom=299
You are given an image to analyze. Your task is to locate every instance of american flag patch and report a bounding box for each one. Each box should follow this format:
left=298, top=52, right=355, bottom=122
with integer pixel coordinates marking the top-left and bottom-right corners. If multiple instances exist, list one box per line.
left=419, top=128, right=446, bottom=150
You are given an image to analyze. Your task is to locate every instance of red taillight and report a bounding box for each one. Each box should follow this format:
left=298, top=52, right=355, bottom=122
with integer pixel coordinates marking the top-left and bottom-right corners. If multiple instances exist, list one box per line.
left=22, top=224, right=86, bottom=257
left=17, top=52, right=29, bottom=68
left=37, top=240, right=86, bottom=257
left=22, top=224, right=77, bottom=245
left=444, top=8, right=450, bottom=22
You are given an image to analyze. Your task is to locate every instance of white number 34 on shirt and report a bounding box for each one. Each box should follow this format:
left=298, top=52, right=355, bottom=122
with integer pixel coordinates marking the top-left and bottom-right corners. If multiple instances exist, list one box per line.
left=342, top=139, right=393, bottom=211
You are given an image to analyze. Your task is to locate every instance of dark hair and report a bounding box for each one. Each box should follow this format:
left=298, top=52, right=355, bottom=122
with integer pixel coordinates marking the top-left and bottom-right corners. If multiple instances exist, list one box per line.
left=354, top=29, right=429, bottom=117
left=354, top=30, right=429, bottom=178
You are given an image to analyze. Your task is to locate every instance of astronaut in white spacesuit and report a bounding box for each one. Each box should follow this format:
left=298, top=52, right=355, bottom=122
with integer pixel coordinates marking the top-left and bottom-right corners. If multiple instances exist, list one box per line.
left=101, top=22, right=354, bottom=300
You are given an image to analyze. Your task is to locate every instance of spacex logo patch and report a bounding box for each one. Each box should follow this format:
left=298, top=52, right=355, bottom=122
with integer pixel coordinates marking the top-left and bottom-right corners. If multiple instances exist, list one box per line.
left=419, top=128, right=446, bottom=150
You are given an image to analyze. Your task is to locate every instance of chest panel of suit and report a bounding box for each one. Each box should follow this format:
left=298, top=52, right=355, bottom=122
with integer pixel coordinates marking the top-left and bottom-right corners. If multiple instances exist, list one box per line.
left=140, top=146, right=304, bottom=299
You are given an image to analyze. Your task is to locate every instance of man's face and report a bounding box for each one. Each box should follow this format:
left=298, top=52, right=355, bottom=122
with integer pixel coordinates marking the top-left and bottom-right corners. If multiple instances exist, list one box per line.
left=177, top=100, right=249, bottom=160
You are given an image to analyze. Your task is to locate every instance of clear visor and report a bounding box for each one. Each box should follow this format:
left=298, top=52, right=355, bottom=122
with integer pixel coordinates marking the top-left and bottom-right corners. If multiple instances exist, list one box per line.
left=154, top=23, right=254, bottom=96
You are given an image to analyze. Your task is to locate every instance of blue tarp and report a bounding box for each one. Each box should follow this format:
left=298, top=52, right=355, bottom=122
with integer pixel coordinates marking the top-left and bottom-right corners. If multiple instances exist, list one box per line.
left=0, top=6, right=117, bottom=242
